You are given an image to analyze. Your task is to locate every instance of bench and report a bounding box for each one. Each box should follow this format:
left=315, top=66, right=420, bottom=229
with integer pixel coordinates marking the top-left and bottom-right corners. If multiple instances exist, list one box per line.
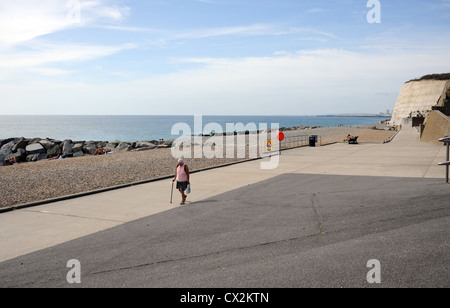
left=348, top=136, right=359, bottom=144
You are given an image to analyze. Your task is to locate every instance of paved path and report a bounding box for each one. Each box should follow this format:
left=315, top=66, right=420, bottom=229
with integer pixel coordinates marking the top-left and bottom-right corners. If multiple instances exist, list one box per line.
left=0, top=127, right=448, bottom=288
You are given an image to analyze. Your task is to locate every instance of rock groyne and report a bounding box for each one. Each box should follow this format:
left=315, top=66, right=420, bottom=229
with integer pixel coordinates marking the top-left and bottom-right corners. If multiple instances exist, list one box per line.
left=0, top=138, right=172, bottom=166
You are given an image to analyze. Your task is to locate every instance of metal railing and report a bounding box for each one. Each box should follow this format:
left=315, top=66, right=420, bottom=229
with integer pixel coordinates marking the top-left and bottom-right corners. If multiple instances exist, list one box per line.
left=280, top=135, right=311, bottom=150
left=439, top=136, right=450, bottom=184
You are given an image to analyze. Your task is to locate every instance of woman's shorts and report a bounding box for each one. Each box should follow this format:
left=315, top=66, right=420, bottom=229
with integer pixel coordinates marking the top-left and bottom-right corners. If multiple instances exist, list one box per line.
left=177, top=181, right=189, bottom=192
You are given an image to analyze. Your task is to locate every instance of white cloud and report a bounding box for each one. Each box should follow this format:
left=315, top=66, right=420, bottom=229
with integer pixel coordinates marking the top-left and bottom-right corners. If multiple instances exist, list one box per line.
left=0, top=0, right=133, bottom=80
left=2, top=47, right=448, bottom=115
left=0, top=41, right=136, bottom=78
left=100, top=22, right=338, bottom=42
left=173, top=24, right=277, bottom=39
left=306, top=8, right=325, bottom=13
left=0, top=0, right=130, bottom=48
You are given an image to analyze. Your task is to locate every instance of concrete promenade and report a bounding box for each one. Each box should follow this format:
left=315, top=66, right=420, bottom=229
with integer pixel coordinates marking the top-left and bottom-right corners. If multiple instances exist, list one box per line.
left=0, top=127, right=448, bottom=287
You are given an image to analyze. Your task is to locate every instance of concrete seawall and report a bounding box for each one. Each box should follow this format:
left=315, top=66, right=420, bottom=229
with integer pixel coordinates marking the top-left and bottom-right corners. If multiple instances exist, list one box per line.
left=421, top=110, right=450, bottom=143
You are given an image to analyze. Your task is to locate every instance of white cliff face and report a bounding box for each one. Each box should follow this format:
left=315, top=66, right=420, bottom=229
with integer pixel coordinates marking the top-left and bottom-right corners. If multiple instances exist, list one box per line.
left=391, top=80, right=450, bottom=125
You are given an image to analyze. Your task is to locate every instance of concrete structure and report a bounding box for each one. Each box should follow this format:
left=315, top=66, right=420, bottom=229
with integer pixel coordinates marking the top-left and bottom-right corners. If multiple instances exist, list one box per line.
left=421, top=110, right=450, bottom=143
left=391, top=79, right=450, bottom=126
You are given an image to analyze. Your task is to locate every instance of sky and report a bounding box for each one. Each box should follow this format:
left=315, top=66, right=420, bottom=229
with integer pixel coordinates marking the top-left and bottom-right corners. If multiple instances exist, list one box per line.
left=0, top=0, right=449, bottom=116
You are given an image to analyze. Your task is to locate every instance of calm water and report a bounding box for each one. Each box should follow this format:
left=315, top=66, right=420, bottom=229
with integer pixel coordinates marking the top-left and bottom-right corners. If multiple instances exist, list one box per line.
left=0, top=115, right=389, bottom=142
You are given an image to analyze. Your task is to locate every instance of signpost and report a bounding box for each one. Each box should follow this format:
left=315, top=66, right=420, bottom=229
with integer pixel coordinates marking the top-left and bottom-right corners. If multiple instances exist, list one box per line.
left=277, top=132, right=285, bottom=155
left=439, top=137, right=450, bottom=184
left=266, top=140, right=273, bottom=152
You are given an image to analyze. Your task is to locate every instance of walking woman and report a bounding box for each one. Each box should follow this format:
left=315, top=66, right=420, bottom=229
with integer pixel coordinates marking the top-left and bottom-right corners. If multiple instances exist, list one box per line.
left=173, top=159, right=190, bottom=205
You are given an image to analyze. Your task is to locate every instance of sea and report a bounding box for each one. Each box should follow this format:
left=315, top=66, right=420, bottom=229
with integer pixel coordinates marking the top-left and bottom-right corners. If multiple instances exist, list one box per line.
left=0, top=115, right=390, bottom=142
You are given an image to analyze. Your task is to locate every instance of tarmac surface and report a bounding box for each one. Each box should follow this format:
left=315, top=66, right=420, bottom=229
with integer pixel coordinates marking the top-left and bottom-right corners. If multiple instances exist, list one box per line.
left=0, top=127, right=448, bottom=288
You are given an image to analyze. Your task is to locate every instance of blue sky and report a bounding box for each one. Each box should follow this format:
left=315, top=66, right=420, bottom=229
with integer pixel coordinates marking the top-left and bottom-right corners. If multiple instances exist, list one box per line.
left=0, top=0, right=449, bottom=115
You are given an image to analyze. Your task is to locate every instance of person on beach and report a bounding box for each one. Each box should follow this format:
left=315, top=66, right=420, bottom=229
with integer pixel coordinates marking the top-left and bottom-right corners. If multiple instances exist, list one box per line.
left=173, top=158, right=190, bottom=205
left=344, top=134, right=353, bottom=142
left=94, top=146, right=106, bottom=156
left=3, top=157, right=16, bottom=166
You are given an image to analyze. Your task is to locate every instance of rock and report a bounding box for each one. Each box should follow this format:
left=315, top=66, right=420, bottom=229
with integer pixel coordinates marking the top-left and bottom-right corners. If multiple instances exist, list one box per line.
left=161, top=140, right=173, bottom=147
left=25, top=143, right=46, bottom=155
left=72, top=143, right=84, bottom=153
left=105, top=143, right=118, bottom=151
left=135, top=142, right=157, bottom=149
left=28, top=138, right=42, bottom=145
left=39, top=139, right=55, bottom=150
left=1, top=141, right=15, bottom=152
left=12, top=138, right=29, bottom=152
left=117, top=142, right=132, bottom=151
left=0, top=138, right=16, bottom=148
left=26, top=153, right=48, bottom=162
left=84, top=141, right=98, bottom=147
left=133, top=147, right=153, bottom=152
left=16, top=148, right=27, bottom=157
left=62, top=142, right=74, bottom=156
left=73, top=151, right=84, bottom=158
left=83, top=145, right=98, bottom=155
left=46, top=144, right=62, bottom=157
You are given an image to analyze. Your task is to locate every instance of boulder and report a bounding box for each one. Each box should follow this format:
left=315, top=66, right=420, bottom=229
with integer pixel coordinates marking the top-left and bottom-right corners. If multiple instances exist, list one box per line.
left=85, top=141, right=99, bottom=146
left=135, top=141, right=157, bottom=149
left=104, top=143, right=118, bottom=151
left=28, top=138, right=42, bottom=145
left=83, top=145, right=98, bottom=155
left=161, top=140, right=173, bottom=147
left=25, top=143, right=46, bottom=155
left=0, top=138, right=16, bottom=148
left=39, top=139, right=56, bottom=150
left=1, top=141, right=15, bottom=152
left=12, top=138, right=29, bottom=152
left=26, top=153, right=48, bottom=162
left=62, top=142, right=74, bottom=156
left=72, top=143, right=84, bottom=153
left=134, top=147, right=153, bottom=152
left=16, top=148, right=27, bottom=158
left=46, top=144, right=62, bottom=157
left=117, top=142, right=132, bottom=151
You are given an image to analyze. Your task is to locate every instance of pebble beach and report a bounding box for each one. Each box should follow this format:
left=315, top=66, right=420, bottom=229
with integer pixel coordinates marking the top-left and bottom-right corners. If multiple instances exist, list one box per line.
left=0, top=125, right=396, bottom=208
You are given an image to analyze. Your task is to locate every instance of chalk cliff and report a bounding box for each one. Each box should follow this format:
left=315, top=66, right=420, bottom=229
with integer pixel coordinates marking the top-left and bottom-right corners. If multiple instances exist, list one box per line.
left=391, top=78, right=450, bottom=125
